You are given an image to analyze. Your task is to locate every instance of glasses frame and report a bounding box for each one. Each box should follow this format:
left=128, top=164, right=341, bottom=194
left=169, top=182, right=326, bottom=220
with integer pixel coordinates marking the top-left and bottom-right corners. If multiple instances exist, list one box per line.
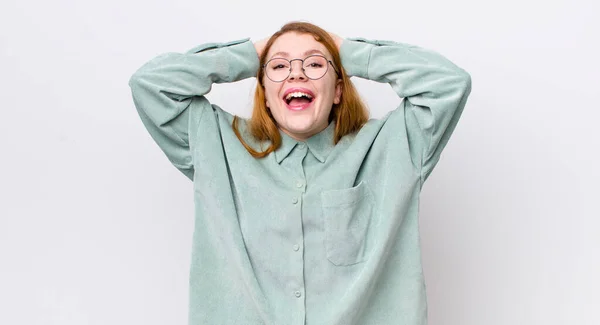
left=263, top=54, right=340, bottom=83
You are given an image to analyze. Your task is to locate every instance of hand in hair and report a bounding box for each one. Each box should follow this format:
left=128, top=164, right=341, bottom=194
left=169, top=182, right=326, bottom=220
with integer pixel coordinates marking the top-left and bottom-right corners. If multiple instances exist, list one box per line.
left=253, top=38, right=269, bottom=59
left=254, top=31, right=343, bottom=59
left=327, top=32, right=344, bottom=50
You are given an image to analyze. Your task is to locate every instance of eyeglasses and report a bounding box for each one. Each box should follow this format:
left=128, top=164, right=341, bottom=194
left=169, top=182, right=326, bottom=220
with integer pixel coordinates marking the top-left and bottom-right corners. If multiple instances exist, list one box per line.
left=263, top=55, right=339, bottom=83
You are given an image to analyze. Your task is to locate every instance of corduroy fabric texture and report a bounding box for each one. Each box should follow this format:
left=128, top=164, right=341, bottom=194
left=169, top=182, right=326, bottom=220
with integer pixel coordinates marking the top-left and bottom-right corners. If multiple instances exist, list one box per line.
left=129, top=37, right=472, bottom=325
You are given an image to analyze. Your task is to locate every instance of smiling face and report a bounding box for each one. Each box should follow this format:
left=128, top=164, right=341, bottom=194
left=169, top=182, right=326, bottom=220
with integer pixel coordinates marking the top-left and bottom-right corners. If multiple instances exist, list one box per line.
left=263, top=32, right=342, bottom=141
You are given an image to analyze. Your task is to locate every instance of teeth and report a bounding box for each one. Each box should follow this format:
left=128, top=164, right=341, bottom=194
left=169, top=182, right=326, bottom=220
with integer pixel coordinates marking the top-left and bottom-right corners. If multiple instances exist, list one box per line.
left=285, top=92, right=313, bottom=101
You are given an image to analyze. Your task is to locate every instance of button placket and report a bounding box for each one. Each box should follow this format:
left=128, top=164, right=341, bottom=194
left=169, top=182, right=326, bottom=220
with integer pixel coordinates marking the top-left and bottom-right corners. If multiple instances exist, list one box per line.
left=282, top=141, right=306, bottom=312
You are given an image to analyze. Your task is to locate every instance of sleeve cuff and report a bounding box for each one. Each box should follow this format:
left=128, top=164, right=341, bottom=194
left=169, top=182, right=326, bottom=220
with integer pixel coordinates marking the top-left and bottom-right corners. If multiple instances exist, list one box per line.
left=340, top=38, right=376, bottom=79
left=186, top=38, right=259, bottom=82
left=340, top=38, right=415, bottom=79
left=186, top=37, right=251, bottom=54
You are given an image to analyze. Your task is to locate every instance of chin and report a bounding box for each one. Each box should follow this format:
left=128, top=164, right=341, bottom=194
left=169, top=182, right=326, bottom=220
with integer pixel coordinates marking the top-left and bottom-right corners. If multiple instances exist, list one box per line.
left=285, top=119, right=328, bottom=138
left=273, top=107, right=329, bottom=137
left=285, top=123, right=316, bottom=135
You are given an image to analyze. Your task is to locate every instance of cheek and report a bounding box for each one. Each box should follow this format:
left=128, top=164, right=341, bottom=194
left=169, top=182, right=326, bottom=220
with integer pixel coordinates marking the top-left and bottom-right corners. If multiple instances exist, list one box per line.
left=320, top=80, right=338, bottom=103
left=264, top=85, right=281, bottom=108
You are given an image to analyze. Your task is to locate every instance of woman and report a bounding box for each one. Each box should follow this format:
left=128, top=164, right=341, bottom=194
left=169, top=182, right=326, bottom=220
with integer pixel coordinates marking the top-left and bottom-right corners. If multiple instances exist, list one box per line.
left=129, top=21, right=471, bottom=325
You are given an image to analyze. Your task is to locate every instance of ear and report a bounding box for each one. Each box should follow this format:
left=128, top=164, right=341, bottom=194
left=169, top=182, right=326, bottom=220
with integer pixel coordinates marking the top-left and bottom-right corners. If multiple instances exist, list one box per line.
left=333, top=79, right=342, bottom=105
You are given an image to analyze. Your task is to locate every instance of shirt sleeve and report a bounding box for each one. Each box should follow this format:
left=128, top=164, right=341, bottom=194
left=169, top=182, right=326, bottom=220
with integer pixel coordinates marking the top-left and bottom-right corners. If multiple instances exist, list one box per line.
left=340, top=38, right=472, bottom=184
left=128, top=38, right=259, bottom=180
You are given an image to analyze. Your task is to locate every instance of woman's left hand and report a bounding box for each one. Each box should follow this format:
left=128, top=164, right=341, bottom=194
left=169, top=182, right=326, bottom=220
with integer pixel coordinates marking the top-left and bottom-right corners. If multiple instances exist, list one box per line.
left=328, top=32, right=344, bottom=50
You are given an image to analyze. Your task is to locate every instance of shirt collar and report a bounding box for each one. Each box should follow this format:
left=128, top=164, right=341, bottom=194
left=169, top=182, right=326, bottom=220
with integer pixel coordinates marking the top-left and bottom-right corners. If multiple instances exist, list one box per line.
left=274, top=122, right=336, bottom=164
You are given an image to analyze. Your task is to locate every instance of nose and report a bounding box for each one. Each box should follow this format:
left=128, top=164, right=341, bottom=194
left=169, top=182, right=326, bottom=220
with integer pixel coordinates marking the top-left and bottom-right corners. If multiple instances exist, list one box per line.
left=288, top=60, right=306, bottom=81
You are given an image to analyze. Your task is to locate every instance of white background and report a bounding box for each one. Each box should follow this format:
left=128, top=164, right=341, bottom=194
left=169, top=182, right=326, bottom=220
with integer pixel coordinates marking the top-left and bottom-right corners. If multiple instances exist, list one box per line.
left=1, top=0, right=598, bottom=324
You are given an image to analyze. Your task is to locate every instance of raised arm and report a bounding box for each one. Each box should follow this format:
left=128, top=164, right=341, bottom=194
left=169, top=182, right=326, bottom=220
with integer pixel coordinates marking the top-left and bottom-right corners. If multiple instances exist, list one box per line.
left=128, top=39, right=259, bottom=179
left=339, top=37, right=472, bottom=183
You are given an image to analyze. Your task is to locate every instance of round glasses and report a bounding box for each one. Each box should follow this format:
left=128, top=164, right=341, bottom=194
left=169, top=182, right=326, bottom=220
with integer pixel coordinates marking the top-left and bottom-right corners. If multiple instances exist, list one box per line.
left=263, top=55, right=339, bottom=83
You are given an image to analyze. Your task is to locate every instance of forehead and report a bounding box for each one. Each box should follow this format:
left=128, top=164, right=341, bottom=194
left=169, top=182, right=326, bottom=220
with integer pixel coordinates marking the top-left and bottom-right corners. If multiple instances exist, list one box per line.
left=267, top=32, right=332, bottom=59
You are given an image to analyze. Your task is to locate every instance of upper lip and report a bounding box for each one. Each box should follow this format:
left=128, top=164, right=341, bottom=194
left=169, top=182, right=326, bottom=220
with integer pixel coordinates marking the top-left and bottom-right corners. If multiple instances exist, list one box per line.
left=282, top=87, right=315, bottom=100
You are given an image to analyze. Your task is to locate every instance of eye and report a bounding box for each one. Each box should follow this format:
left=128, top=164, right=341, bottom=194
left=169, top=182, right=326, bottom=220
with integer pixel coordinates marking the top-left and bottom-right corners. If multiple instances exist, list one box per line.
left=268, top=59, right=290, bottom=70
left=304, top=56, right=327, bottom=69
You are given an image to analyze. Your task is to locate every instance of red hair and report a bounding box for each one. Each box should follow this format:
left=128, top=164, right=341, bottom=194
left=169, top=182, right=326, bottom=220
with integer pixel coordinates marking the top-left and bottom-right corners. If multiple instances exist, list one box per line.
left=232, top=21, right=368, bottom=158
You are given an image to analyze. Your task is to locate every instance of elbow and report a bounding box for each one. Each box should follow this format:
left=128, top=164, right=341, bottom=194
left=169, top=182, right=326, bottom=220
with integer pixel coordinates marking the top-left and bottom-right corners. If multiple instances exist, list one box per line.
left=128, top=69, right=155, bottom=98
left=128, top=69, right=146, bottom=90
left=455, top=69, right=472, bottom=96
left=128, top=52, right=178, bottom=89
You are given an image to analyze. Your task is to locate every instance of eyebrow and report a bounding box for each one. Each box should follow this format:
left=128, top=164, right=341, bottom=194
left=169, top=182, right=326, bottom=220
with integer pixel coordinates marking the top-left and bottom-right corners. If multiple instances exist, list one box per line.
left=270, top=49, right=326, bottom=59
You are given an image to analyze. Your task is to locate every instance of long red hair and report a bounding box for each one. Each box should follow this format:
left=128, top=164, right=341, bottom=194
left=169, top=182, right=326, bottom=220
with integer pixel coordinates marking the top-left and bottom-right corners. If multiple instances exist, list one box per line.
left=232, top=21, right=368, bottom=158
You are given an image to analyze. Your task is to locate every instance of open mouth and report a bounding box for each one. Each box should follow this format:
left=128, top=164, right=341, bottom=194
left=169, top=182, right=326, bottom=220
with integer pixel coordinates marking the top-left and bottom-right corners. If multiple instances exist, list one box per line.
left=283, top=90, right=315, bottom=111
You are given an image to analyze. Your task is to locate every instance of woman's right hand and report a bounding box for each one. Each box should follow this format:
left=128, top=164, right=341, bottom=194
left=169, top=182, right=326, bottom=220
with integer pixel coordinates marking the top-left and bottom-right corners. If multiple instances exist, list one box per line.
left=254, top=38, right=269, bottom=59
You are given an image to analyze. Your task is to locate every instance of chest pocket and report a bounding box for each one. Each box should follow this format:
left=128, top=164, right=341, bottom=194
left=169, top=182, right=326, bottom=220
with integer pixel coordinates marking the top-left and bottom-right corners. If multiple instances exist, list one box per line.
left=321, top=181, right=376, bottom=266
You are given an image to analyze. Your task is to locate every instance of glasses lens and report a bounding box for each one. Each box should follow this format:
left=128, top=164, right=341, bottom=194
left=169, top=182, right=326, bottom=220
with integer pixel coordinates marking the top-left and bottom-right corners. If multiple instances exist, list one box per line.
left=303, top=56, right=328, bottom=79
left=265, top=58, right=290, bottom=82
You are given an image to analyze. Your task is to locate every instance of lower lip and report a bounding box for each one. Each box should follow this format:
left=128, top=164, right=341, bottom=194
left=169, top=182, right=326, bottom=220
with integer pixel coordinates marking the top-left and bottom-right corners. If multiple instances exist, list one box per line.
left=285, top=100, right=313, bottom=111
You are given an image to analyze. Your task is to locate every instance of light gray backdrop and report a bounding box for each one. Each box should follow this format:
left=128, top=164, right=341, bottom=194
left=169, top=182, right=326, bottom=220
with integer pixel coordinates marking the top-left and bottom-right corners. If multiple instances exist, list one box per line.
left=1, top=0, right=598, bottom=324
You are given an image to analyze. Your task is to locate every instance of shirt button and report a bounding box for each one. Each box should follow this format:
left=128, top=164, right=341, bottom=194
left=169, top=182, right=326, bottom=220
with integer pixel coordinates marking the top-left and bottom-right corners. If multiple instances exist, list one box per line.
left=292, top=197, right=298, bottom=204
left=293, top=244, right=299, bottom=251
left=296, top=181, right=304, bottom=188
left=294, top=291, right=302, bottom=298
left=298, top=143, right=305, bottom=149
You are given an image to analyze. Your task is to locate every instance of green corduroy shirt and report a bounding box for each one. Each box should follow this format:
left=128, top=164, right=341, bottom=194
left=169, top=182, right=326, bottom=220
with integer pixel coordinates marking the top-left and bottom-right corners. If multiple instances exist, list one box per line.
left=129, top=36, right=472, bottom=325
